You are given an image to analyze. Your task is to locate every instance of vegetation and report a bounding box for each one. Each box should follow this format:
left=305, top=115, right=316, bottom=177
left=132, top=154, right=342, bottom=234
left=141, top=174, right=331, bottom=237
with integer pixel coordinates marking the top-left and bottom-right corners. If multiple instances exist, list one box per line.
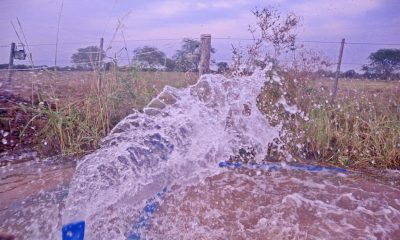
left=173, top=38, right=215, bottom=72
left=231, top=7, right=301, bottom=74
left=0, top=70, right=197, bottom=156
left=132, top=46, right=171, bottom=71
left=216, top=62, right=229, bottom=73
left=71, top=46, right=105, bottom=69
left=257, top=73, right=400, bottom=169
left=362, top=49, right=400, bottom=80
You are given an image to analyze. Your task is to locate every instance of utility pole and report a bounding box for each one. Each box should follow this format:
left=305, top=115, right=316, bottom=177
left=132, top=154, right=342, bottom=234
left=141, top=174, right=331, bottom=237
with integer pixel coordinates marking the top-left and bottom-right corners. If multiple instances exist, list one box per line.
left=6, top=42, right=16, bottom=89
left=331, top=38, right=345, bottom=103
left=199, top=34, right=211, bottom=75
left=97, top=37, right=104, bottom=92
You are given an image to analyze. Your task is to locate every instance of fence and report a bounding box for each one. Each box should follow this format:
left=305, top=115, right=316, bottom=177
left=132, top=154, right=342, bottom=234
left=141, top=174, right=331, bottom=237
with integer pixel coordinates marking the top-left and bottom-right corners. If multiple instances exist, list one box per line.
left=1, top=37, right=399, bottom=70
left=1, top=34, right=400, bottom=94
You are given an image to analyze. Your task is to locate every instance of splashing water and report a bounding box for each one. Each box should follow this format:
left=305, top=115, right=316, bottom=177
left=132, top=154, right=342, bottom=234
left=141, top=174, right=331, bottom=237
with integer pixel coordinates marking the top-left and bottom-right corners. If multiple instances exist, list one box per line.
left=62, top=67, right=281, bottom=239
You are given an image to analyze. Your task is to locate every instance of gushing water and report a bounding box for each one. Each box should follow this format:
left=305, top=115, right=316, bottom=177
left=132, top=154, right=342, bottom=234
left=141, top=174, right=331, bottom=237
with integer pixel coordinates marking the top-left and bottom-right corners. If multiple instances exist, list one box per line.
left=61, top=67, right=280, bottom=239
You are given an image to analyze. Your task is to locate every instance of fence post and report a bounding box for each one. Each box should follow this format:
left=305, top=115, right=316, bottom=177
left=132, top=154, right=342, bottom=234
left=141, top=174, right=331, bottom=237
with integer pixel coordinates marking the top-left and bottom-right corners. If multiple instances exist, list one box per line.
left=5, top=42, right=16, bottom=88
left=331, top=38, right=345, bottom=103
left=97, top=37, right=104, bottom=92
left=199, top=34, right=211, bottom=75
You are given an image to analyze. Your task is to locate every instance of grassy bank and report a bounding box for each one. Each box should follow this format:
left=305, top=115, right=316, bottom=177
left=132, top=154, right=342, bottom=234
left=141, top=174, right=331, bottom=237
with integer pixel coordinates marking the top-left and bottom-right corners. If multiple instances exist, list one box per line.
left=0, top=70, right=197, bottom=156
left=258, top=73, right=400, bottom=169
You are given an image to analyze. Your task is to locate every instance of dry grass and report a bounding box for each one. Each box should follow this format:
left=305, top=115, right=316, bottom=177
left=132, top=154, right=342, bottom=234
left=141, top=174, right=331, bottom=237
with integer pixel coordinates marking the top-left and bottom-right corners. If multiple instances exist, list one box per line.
left=0, top=69, right=197, bottom=156
left=258, top=72, right=400, bottom=169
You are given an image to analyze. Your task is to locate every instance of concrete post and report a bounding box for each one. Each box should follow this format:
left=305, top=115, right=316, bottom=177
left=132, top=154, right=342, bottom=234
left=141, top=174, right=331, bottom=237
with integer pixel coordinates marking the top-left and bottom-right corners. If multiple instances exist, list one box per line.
left=332, top=38, right=345, bottom=103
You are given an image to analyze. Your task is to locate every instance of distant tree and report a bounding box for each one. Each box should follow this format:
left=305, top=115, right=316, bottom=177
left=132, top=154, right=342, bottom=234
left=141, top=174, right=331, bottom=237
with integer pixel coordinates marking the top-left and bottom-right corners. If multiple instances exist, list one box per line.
left=0, top=64, right=30, bottom=69
left=71, top=46, right=105, bottom=69
left=362, top=49, right=400, bottom=80
left=173, top=38, right=215, bottom=72
left=344, top=69, right=357, bottom=78
left=132, top=46, right=170, bottom=71
left=165, top=58, right=176, bottom=72
left=217, top=62, right=229, bottom=73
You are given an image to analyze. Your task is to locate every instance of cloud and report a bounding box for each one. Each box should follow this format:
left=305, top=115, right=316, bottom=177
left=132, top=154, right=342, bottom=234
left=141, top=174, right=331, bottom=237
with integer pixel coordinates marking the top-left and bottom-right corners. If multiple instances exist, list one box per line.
left=132, top=13, right=252, bottom=39
left=131, top=0, right=249, bottom=19
left=293, top=0, right=383, bottom=17
left=290, top=0, right=386, bottom=40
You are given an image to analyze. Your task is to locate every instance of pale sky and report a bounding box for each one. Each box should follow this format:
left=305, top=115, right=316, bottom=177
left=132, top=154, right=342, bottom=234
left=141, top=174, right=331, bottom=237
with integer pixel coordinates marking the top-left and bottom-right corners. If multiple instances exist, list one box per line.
left=1, top=0, right=399, bottom=71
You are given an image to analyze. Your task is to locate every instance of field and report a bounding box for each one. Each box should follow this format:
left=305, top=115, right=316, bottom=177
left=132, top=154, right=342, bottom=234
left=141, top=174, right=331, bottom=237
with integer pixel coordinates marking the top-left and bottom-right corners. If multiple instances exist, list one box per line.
left=0, top=70, right=399, bottom=169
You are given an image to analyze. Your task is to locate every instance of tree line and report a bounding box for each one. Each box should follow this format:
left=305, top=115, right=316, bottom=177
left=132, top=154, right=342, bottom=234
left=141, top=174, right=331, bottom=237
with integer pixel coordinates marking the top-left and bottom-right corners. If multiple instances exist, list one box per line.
left=69, top=38, right=228, bottom=74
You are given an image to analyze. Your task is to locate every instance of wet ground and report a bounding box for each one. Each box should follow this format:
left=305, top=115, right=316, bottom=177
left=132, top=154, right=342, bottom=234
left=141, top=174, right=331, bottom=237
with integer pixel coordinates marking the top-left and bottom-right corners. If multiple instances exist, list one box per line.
left=2, top=158, right=400, bottom=239
left=150, top=168, right=400, bottom=240
left=0, top=155, right=76, bottom=239
left=1, top=155, right=400, bottom=239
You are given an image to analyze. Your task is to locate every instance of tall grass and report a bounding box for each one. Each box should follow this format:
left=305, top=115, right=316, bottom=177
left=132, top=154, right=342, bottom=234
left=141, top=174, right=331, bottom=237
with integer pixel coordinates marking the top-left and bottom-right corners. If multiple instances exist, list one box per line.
left=304, top=93, right=399, bottom=169
left=18, top=69, right=197, bottom=156
left=258, top=71, right=400, bottom=169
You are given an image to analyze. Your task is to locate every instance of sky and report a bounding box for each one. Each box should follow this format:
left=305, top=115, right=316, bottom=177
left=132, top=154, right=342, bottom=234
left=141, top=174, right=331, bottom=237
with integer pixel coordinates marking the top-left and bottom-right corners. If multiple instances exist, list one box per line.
left=0, top=0, right=399, bottom=71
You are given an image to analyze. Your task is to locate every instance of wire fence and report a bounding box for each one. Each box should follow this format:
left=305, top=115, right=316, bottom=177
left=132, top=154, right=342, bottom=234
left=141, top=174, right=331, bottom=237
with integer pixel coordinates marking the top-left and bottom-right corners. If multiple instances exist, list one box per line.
left=0, top=36, right=400, bottom=74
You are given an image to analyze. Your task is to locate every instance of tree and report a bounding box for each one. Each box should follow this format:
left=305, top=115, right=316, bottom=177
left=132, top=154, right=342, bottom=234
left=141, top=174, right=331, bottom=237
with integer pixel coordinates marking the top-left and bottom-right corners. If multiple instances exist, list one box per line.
left=251, top=7, right=301, bottom=58
left=71, top=46, right=105, bottom=69
left=232, top=7, right=301, bottom=74
left=362, top=49, right=400, bottom=80
left=132, top=46, right=169, bottom=71
left=165, top=58, right=176, bottom=72
left=217, top=62, right=229, bottom=73
left=344, top=69, right=357, bottom=79
left=173, top=38, right=215, bottom=72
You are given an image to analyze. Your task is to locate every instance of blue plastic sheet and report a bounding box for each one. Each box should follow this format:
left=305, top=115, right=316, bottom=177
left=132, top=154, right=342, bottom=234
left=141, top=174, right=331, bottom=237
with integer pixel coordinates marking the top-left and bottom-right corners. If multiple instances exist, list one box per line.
left=62, top=220, right=85, bottom=240
left=127, top=188, right=167, bottom=240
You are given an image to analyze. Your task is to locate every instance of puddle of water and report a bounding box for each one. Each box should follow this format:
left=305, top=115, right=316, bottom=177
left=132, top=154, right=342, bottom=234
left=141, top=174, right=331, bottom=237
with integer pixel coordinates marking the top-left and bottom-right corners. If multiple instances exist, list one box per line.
left=0, top=157, right=75, bottom=239
left=149, top=169, right=400, bottom=240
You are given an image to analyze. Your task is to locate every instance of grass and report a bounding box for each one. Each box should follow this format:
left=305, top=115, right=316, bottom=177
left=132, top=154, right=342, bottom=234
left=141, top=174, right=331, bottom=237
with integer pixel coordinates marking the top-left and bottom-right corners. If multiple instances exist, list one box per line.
left=0, top=69, right=197, bottom=156
left=257, top=72, right=400, bottom=169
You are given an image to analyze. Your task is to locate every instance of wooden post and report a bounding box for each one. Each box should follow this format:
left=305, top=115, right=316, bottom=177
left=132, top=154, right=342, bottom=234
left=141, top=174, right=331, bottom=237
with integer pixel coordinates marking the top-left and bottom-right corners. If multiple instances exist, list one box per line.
left=97, top=37, right=104, bottom=92
left=199, top=34, right=211, bottom=75
left=331, top=38, right=345, bottom=103
left=6, top=42, right=16, bottom=88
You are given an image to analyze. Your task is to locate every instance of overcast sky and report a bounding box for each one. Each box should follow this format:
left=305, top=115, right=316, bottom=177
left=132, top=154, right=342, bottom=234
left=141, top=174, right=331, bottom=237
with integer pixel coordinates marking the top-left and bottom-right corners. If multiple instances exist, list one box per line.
left=1, top=0, right=399, bottom=70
